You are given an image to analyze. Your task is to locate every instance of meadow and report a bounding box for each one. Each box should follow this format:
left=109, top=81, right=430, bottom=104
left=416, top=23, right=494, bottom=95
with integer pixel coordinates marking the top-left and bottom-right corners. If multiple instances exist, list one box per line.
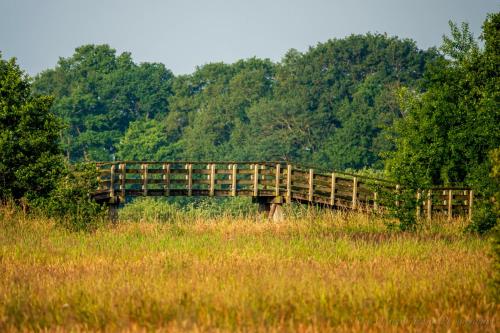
left=0, top=200, right=498, bottom=332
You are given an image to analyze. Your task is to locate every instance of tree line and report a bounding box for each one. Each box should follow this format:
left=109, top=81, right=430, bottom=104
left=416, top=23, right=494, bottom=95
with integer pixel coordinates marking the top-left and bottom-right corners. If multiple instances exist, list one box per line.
left=32, top=34, right=435, bottom=170
left=0, top=13, right=498, bottom=233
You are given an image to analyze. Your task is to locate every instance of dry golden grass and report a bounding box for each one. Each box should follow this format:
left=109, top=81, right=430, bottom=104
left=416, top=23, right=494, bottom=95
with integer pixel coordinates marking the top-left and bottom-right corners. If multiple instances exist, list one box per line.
left=0, top=205, right=498, bottom=332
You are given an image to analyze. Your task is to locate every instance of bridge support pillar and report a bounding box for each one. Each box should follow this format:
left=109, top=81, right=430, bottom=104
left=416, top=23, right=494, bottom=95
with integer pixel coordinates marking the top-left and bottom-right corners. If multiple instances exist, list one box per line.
left=253, top=196, right=284, bottom=222
left=106, top=196, right=120, bottom=223
left=269, top=203, right=284, bottom=222
left=108, top=204, right=118, bottom=223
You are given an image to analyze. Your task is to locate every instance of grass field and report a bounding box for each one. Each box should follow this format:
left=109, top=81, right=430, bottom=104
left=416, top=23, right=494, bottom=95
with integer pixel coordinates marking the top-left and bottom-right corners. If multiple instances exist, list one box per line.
left=0, top=203, right=498, bottom=332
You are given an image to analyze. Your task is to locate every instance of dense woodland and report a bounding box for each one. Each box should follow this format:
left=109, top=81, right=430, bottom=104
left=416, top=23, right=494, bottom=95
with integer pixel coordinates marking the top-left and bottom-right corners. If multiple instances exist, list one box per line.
left=0, top=13, right=499, bottom=232
left=32, top=34, right=436, bottom=170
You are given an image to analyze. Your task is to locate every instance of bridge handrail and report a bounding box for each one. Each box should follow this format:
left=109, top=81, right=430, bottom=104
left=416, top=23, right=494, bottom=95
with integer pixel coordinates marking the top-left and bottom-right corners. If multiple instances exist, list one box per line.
left=95, top=161, right=395, bottom=184
left=93, top=161, right=473, bottom=221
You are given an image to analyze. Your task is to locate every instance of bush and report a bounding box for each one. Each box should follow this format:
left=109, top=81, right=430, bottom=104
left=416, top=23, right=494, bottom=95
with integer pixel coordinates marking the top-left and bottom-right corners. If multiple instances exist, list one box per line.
left=376, top=185, right=423, bottom=231
left=35, top=163, right=106, bottom=231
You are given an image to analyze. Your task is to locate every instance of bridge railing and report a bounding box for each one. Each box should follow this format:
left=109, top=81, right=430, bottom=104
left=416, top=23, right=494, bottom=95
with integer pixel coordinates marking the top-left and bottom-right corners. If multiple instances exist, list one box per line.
left=94, top=161, right=473, bottom=220
left=95, top=161, right=285, bottom=199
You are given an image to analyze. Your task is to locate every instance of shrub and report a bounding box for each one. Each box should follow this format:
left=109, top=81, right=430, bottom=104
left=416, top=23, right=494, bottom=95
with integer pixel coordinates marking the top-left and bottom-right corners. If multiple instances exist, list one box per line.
left=36, top=163, right=106, bottom=231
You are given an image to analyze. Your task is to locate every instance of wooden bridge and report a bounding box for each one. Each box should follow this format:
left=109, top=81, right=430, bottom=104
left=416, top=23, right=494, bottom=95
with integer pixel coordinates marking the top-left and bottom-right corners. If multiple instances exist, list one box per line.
left=93, top=161, right=473, bottom=221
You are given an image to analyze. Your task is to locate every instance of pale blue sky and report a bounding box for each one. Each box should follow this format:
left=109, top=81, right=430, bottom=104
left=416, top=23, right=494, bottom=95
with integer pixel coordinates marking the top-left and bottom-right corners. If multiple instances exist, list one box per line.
left=0, top=0, right=498, bottom=76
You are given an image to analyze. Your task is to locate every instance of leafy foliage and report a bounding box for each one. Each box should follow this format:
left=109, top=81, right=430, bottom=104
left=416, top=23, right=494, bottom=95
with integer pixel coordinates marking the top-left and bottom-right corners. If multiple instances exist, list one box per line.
left=32, top=35, right=434, bottom=169
left=385, top=14, right=500, bottom=232
left=161, top=34, right=434, bottom=167
left=117, top=119, right=182, bottom=161
left=258, top=35, right=435, bottom=170
left=170, top=58, right=276, bottom=160
left=39, top=162, right=105, bottom=230
left=33, top=45, right=174, bottom=161
left=0, top=54, right=64, bottom=201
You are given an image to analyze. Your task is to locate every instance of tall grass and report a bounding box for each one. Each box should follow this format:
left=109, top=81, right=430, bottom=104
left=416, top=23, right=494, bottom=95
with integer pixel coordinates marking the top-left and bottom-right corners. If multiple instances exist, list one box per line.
left=0, top=203, right=497, bottom=332
left=119, top=197, right=257, bottom=223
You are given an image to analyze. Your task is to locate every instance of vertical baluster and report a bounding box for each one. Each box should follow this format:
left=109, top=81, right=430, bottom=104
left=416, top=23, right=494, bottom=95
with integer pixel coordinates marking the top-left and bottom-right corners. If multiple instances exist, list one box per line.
left=286, top=165, right=292, bottom=202
left=97, top=166, right=102, bottom=190
left=330, top=173, right=336, bottom=206
left=253, top=164, right=259, bottom=197
left=120, top=163, right=126, bottom=200
left=110, top=164, right=115, bottom=197
left=448, top=189, right=453, bottom=221
left=308, top=169, right=314, bottom=202
left=352, top=177, right=358, bottom=209
left=416, top=190, right=421, bottom=219
left=163, top=163, right=170, bottom=196
left=395, top=184, right=400, bottom=207
left=232, top=164, right=237, bottom=196
left=227, top=164, right=231, bottom=192
left=261, top=164, right=266, bottom=191
left=468, top=190, right=473, bottom=222
left=275, top=164, right=281, bottom=197
left=427, top=190, right=432, bottom=221
left=141, top=164, right=148, bottom=196
left=209, top=164, right=215, bottom=196
left=187, top=163, right=192, bottom=196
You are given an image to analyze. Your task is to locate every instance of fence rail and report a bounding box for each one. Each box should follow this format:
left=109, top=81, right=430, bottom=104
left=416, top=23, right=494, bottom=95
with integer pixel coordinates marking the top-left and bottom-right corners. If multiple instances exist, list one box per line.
left=93, top=161, right=472, bottom=220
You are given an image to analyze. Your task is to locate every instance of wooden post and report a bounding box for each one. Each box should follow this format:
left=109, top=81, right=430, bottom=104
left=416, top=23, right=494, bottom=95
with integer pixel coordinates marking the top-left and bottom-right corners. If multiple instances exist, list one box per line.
left=468, top=190, right=473, bottom=222
left=209, top=164, right=215, bottom=196
left=227, top=164, right=232, bottom=192
left=119, top=163, right=126, bottom=200
left=110, top=164, right=116, bottom=197
left=330, top=173, right=336, bottom=206
left=261, top=164, right=266, bottom=191
left=187, top=163, right=192, bottom=196
left=231, top=164, right=237, bottom=196
left=286, top=164, right=292, bottom=203
left=352, top=177, right=358, bottom=209
left=141, top=164, right=148, bottom=196
left=275, top=164, right=281, bottom=197
left=108, top=203, right=118, bottom=223
left=373, top=191, right=378, bottom=211
left=97, top=166, right=101, bottom=191
left=253, top=164, right=259, bottom=197
left=446, top=189, right=452, bottom=221
left=395, top=184, right=400, bottom=207
left=427, top=190, right=432, bottom=221
left=163, top=163, right=170, bottom=196
left=308, top=169, right=314, bottom=202
left=416, top=190, right=421, bottom=219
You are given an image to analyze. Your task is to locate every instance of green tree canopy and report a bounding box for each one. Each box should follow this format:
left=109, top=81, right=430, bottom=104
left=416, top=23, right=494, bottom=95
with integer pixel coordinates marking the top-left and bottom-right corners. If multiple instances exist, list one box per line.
left=234, top=34, right=437, bottom=168
left=127, top=34, right=435, bottom=166
left=33, top=35, right=437, bottom=172
left=385, top=13, right=500, bottom=231
left=0, top=54, right=64, bottom=200
left=386, top=15, right=499, bottom=186
left=117, top=119, right=181, bottom=161
left=33, top=44, right=174, bottom=161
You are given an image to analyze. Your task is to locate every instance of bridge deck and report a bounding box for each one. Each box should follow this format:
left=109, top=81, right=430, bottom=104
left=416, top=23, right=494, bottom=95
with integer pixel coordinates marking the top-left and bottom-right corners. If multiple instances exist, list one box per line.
left=94, top=161, right=473, bottom=221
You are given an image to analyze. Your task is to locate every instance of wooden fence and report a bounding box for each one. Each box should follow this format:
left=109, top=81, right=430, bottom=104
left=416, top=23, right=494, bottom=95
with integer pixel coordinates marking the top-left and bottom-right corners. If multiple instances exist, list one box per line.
left=93, top=161, right=473, bottom=220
